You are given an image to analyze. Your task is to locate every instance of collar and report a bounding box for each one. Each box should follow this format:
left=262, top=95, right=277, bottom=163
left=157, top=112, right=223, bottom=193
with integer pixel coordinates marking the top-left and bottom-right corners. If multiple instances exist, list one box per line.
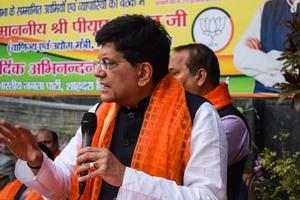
left=121, top=96, right=150, bottom=114
left=287, top=0, right=300, bottom=13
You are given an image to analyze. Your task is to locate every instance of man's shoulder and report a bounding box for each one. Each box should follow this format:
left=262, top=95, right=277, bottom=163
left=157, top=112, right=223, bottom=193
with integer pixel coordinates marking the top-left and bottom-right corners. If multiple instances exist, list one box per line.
left=0, top=154, right=14, bottom=166
left=218, top=104, right=243, bottom=118
left=263, top=0, right=285, bottom=11
left=218, top=104, right=249, bottom=129
left=89, top=102, right=102, bottom=112
left=185, top=92, right=210, bottom=121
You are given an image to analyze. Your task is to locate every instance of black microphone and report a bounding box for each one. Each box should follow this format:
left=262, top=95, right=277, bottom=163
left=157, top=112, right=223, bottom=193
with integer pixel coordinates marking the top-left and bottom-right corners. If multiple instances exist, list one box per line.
left=79, top=112, right=97, bottom=195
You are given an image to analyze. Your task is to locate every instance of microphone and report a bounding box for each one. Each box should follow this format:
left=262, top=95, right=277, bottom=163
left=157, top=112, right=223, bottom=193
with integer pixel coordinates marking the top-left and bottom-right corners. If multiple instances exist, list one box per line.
left=79, top=112, right=97, bottom=195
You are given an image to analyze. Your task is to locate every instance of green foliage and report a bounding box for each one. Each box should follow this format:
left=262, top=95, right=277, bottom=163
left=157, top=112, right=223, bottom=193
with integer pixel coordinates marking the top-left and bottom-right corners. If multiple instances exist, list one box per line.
left=275, top=13, right=300, bottom=111
left=251, top=133, right=300, bottom=200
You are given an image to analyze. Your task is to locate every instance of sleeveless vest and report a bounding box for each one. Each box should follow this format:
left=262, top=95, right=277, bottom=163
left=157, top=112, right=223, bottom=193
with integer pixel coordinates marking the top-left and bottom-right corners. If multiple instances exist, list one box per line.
left=219, top=105, right=249, bottom=200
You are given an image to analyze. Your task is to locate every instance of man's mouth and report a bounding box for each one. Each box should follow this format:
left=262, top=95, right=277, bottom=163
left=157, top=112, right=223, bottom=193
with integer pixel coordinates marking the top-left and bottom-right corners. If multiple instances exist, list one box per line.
left=100, top=82, right=109, bottom=90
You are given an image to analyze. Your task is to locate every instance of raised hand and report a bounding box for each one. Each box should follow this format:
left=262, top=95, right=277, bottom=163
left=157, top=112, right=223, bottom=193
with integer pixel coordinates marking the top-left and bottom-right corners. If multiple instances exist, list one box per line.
left=0, top=120, right=43, bottom=169
left=76, top=147, right=125, bottom=187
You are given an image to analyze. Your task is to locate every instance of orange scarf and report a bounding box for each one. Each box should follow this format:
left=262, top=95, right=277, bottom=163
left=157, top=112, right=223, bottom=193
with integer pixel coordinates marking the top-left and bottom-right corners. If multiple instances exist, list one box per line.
left=70, top=74, right=192, bottom=200
left=0, top=151, right=61, bottom=200
left=0, top=180, right=23, bottom=200
left=0, top=179, right=42, bottom=200
left=204, top=82, right=232, bottom=111
left=53, top=150, right=61, bottom=158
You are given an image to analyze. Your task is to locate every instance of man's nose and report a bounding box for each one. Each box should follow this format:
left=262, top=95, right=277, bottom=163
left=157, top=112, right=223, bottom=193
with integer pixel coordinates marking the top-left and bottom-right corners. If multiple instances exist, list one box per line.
left=94, top=68, right=106, bottom=78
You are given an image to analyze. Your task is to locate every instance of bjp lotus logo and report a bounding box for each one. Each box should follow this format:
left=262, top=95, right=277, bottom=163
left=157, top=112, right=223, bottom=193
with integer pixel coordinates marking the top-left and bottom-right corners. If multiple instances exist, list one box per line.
left=192, top=7, right=233, bottom=53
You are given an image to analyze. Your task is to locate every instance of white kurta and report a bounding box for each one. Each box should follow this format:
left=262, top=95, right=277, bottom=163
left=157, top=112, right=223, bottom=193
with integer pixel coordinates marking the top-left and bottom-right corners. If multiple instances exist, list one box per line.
left=15, top=102, right=228, bottom=200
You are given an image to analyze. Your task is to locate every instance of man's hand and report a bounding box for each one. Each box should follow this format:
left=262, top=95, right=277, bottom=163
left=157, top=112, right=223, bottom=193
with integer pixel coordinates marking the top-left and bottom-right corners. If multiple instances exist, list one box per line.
left=0, top=120, right=43, bottom=169
left=76, top=147, right=126, bottom=187
left=246, top=37, right=262, bottom=50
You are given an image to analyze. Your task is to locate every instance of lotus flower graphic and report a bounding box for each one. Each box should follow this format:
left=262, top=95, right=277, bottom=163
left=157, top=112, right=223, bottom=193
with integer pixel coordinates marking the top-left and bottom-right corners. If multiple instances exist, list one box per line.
left=199, top=16, right=226, bottom=47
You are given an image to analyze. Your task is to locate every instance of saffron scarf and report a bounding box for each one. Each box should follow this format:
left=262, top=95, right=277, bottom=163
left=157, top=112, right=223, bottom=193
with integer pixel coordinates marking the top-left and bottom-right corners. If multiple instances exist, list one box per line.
left=70, top=74, right=192, bottom=200
left=0, top=180, right=43, bottom=200
left=0, top=152, right=61, bottom=200
left=204, top=82, right=232, bottom=111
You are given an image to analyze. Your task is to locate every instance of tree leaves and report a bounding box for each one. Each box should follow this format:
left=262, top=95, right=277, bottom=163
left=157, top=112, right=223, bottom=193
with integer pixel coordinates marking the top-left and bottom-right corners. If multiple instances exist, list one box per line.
left=276, top=13, right=300, bottom=111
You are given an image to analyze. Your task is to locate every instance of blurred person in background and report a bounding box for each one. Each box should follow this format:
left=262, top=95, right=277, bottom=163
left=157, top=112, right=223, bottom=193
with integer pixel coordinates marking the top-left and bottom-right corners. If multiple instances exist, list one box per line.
left=0, top=143, right=16, bottom=189
left=35, top=128, right=60, bottom=157
left=0, top=143, right=54, bottom=200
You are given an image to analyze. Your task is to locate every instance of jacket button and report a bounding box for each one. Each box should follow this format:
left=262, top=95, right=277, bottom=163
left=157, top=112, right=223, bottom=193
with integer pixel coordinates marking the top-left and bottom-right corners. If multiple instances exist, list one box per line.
left=128, top=112, right=135, bottom=119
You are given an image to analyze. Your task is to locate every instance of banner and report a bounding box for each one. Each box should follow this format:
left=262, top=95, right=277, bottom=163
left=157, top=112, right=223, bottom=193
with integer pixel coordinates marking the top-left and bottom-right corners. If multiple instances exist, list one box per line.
left=0, top=0, right=266, bottom=96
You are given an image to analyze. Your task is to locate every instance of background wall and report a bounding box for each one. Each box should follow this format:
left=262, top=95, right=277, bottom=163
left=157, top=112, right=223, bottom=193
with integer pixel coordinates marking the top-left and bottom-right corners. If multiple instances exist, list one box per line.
left=233, top=98, right=300, bottom=155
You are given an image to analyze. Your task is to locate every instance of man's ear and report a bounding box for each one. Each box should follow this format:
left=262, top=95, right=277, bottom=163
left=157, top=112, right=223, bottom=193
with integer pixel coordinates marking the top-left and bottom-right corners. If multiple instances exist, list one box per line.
left=137, top=62, right=153, bottom=87
left=195, top=68, right=207, bottom=87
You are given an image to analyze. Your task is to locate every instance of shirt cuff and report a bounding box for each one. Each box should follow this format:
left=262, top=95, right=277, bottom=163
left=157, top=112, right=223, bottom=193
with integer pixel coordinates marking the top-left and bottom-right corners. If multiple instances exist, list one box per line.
left=118, top=167, right=161, bottom=200
left=121, top=167, right=137, bottom=189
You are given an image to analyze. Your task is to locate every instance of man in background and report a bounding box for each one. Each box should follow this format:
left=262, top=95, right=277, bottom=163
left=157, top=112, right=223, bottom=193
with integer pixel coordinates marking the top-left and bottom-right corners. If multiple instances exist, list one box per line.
left=0, top=144, right=16, bottom=189
left=169, top=43, right=250, bottom=200
left=36, top=128, right=60, bottom=157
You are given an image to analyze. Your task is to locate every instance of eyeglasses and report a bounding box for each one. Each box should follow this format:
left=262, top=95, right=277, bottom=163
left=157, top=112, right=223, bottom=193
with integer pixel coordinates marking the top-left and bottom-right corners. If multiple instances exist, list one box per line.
left=94, top=58, right=128, bottom=71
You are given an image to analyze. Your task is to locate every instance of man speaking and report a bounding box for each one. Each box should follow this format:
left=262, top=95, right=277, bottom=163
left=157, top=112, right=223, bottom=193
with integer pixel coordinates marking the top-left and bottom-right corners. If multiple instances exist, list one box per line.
left=0, top=14, right=227, bottom=200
